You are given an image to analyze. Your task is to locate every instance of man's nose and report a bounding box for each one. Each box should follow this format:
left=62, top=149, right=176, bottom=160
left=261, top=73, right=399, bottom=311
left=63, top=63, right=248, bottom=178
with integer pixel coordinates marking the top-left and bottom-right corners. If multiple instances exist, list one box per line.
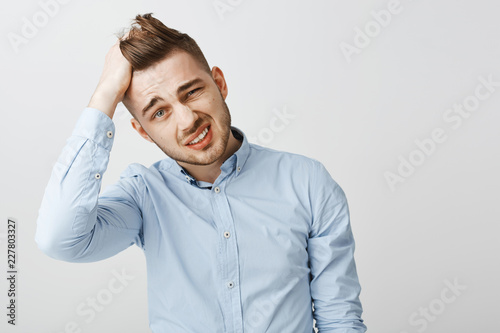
left=175, top=104, right=198, bottom=131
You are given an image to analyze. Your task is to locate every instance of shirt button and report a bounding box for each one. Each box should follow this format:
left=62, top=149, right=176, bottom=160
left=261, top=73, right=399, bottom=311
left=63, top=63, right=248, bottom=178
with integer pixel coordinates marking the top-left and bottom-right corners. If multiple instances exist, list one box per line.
left=224, top=231, right=230, bottom=239
left=94, top=173, right=101, bottom=179
left=106, top=131, right=113, bottom=138
left=214, top=186, right=220, bottom=193
left=185, top=175, right=190, bottom=181
left=227, top=281, right=234, bottom=289
left=237, top=166, right=241, bottom=172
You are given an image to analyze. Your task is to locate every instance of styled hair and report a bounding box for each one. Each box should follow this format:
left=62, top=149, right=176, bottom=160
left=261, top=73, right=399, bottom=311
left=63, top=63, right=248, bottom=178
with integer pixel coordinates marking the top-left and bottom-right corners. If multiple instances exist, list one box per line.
left=119, top=13, right=211, bottom=73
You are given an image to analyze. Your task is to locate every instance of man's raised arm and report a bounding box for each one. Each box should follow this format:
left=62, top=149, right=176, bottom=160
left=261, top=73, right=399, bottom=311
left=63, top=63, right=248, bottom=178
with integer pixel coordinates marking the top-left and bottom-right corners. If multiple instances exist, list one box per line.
left=35, top=38, right=142, bottom=263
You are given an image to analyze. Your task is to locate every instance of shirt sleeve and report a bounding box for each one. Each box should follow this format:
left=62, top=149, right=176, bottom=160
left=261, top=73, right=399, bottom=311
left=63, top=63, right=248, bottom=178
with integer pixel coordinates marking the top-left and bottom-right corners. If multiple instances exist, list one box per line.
left=308, top=160, right=367, bottom=332
left=35, top=107, right=144, bottom=263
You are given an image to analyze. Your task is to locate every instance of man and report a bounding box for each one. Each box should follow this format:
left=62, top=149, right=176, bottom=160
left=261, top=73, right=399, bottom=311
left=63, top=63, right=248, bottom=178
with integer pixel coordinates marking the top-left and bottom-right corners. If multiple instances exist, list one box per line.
left=35, top=13, right=367, bottom=332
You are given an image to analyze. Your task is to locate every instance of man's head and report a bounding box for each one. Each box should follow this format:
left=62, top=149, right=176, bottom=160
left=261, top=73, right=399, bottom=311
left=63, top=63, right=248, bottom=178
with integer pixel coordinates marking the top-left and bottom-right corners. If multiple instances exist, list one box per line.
left=119, top=13, right=235, bottom=168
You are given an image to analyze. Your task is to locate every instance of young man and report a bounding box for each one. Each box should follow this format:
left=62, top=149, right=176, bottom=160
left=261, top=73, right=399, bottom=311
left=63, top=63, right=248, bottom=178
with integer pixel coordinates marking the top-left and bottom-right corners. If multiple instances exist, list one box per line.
left=35, top=13, right=367, bottom=333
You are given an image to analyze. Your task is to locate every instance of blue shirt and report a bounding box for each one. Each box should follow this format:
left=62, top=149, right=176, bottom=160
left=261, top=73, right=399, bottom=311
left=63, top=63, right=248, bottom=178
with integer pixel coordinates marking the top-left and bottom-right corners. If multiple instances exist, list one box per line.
left=35, top=107, right=367, bottom=333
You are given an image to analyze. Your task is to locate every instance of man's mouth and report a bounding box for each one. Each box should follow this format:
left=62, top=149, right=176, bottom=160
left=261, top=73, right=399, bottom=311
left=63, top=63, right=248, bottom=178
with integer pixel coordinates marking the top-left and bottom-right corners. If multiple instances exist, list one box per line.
left=185, top=125, right=212, bottom=150
left=187, top=126, right=210, bottom=145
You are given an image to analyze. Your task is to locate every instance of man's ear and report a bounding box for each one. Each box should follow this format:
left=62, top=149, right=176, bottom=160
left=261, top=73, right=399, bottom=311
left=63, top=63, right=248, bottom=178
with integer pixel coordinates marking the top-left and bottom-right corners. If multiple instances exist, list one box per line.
left=131, top=118, right=154, bottom=143
left=211, top=66, right=228, bottom=100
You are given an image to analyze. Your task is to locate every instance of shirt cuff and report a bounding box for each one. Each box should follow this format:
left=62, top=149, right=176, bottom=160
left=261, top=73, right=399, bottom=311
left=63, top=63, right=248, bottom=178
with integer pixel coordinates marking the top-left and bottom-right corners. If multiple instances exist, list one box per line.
left=71, top=107, right=115, bottom=151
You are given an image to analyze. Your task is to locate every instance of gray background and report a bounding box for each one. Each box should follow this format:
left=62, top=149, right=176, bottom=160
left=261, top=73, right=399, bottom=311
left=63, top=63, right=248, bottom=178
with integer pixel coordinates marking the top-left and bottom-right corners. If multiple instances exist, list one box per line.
left=1, top=0, right=498, bottom=332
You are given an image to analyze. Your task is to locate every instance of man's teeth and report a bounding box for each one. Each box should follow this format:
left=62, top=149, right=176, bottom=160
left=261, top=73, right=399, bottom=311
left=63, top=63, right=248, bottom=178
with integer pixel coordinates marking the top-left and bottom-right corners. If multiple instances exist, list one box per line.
left=188, top=127, right=209, bottom=145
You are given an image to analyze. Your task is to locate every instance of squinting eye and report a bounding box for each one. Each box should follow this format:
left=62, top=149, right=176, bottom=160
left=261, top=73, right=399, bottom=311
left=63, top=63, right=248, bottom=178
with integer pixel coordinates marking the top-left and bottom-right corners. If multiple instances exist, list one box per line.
left=154, top=110, right=165, bottom=118
left=187, top=88, right=200, bottom=97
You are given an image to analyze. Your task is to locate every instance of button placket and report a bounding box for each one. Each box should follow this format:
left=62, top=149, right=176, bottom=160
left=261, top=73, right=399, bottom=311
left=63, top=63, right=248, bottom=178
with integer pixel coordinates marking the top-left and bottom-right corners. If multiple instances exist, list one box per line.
left=211, top=179, right=243, bottom=331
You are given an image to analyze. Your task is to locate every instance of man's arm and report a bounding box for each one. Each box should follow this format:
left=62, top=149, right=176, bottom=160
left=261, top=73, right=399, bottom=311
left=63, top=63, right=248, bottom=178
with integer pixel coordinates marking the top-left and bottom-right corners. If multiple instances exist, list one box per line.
left=35, top=38, right=141, bottom=262
left=308, top=160, right=367, bottom=332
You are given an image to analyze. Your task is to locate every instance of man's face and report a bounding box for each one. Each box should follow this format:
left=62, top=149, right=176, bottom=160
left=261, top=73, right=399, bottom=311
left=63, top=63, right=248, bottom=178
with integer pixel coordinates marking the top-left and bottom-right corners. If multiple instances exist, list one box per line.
left=124, top=51, right=232, bottom=167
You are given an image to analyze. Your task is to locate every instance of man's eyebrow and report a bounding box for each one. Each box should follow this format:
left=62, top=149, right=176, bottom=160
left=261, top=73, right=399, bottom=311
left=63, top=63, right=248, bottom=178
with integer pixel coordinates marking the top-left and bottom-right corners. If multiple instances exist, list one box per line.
left=177, top=78, right=203, bottom=96
left=141, top=96, right=164, bottom=117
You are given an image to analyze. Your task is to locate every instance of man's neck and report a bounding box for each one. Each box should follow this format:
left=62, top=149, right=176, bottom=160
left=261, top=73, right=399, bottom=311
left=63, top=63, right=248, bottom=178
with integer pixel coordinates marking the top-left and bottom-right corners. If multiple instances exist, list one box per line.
left=178, top=129, right=242, bottom=184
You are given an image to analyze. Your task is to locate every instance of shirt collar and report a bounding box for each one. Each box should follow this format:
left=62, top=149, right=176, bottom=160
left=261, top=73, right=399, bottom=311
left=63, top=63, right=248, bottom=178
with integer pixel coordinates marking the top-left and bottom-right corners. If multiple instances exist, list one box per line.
left=158, top=126, right=250, bottom=187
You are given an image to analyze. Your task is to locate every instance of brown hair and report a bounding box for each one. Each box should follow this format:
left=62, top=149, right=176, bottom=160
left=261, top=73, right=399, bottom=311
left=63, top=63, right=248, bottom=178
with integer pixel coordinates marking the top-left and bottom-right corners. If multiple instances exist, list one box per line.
left=119, top=13, right=211, bottom=73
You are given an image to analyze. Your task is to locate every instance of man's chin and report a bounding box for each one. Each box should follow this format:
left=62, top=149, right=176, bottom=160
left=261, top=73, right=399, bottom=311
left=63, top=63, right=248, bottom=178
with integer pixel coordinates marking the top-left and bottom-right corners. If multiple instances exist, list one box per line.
left=160, top=145, right=224, bottom=167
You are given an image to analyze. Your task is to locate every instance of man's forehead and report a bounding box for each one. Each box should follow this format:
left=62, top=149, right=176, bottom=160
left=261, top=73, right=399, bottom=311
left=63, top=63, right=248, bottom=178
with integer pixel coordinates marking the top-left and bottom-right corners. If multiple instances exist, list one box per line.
left=130, top=52, right=208, bottom=95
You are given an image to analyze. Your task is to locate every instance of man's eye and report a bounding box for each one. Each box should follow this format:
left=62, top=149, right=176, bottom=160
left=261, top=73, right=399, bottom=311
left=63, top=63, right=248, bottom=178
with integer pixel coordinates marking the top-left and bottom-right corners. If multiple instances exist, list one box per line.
left=154, top=110, right=165, bottom=118
left=187, top=88, right=200, bottom=97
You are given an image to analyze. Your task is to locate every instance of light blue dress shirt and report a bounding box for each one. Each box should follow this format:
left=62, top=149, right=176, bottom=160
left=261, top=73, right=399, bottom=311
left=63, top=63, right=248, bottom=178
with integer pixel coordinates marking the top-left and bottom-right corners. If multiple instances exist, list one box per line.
left=35, top=107, right=367, bottom=333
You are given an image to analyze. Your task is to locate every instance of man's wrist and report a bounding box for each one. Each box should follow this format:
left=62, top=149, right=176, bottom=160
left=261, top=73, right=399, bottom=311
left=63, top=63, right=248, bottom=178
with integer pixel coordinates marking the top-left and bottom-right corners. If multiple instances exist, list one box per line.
left=88, top=88, right=122, bottom=119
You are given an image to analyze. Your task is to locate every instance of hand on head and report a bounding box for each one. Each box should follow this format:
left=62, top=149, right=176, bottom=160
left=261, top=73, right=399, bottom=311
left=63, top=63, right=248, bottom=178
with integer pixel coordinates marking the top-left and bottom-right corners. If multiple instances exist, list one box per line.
left=88, top=32, right=133, bottom=119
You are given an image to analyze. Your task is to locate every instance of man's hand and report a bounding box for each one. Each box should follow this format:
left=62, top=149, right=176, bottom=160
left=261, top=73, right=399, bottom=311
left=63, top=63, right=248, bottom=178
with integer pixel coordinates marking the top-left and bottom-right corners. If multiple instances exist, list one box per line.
left=88, top=36, right=132, bottom=119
